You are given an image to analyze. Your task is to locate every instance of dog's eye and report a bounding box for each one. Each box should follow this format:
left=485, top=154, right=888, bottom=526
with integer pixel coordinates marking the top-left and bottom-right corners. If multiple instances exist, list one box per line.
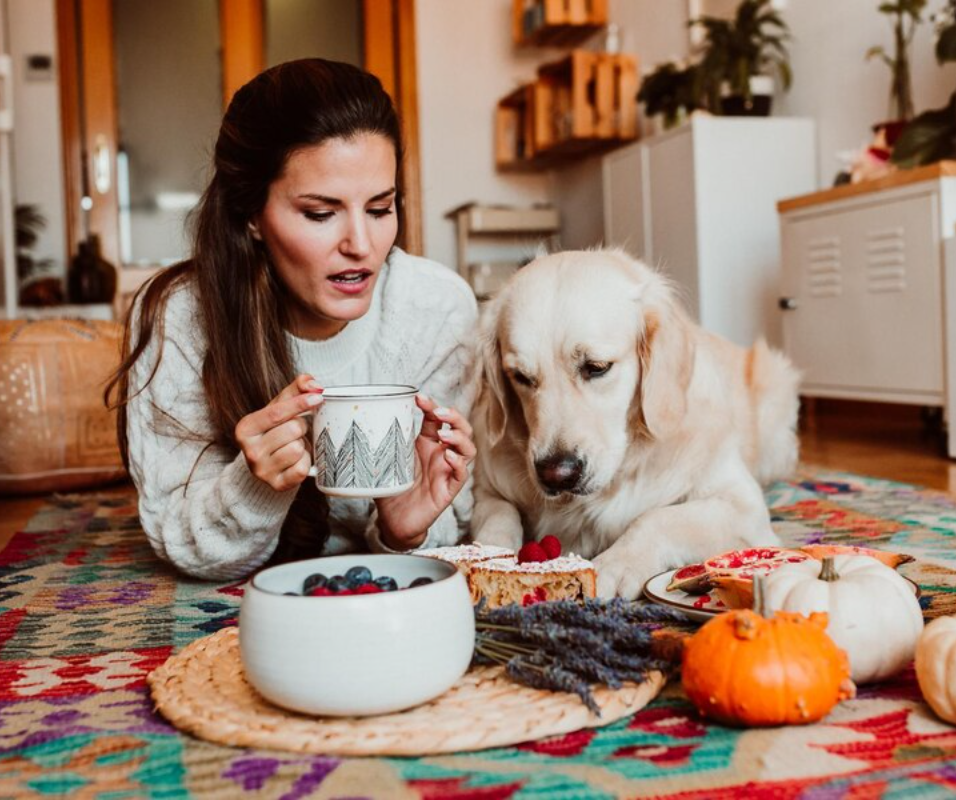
left=582, top=361, right=612, bottom=380
left=512, top=370, right=536, bottom=388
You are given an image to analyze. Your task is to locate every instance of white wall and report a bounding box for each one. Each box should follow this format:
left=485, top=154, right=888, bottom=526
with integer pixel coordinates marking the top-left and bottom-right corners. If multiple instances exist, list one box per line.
left=7, top=0, right=66, bottom=275
left=415, top=0, right=555, bottom=268
left=777, top=0, right=956, bottom=188
left=554, top=0, right=691, bottom=251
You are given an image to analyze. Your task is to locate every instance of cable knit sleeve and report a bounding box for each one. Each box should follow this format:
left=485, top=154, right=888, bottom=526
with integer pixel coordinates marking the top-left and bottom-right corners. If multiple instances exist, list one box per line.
left=125, top=286, right=296, bottom=580
left=362, top=255, right=480, bottom=551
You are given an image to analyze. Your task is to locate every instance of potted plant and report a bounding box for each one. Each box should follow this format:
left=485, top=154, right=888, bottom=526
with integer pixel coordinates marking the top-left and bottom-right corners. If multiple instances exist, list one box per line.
left=637, top=61, right=703, bottom=129
left=891, top=1, right=956, bottom=167
left=866, top=0, right=927, bottom=145
left=15, top=204, right=61, bottom=306
left=691, top=0, right=792, bottom=116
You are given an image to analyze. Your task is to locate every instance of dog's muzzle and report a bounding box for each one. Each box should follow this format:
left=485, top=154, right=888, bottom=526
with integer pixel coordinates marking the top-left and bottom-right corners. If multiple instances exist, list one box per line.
left=534, top=453, right=587, bottom=495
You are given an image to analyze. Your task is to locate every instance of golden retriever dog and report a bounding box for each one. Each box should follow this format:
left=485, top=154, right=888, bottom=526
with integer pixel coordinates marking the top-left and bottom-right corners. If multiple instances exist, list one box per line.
left=470, top=249, right=800, bottom=599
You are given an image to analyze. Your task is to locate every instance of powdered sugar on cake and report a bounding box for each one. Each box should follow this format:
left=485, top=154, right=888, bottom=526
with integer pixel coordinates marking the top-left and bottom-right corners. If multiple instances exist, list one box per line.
left=477, top=554, right=593, bottom=574
left=417, top=544, right=514, bottom=564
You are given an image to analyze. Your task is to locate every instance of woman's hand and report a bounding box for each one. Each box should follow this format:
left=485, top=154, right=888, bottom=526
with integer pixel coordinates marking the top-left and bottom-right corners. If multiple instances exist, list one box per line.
left=374, top=394, right=476, bottom=550
left=235, top=374, right=324, bottom=491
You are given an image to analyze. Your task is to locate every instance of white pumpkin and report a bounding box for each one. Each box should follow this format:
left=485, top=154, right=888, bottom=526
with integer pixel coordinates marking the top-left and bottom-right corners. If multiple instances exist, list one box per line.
left=762, top=554, right=923, bottom=684
left=915, top=616, right=956, bottom=725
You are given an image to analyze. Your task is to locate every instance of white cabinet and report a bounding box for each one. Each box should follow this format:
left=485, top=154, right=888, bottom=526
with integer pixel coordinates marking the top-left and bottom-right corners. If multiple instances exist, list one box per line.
left=445, top=202, right=560, bottom=300
left=777, top=163, right=956, bottom=456
left=603, top=116, right=816, bottom=347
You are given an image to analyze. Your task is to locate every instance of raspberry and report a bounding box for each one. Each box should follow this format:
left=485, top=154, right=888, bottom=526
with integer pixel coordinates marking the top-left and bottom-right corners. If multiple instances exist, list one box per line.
left=353, top=583, right=383, bottom=594
left=540, top=535, right=562, bottom=560
left=518, top=542, right=548, bottom=563
left=308, top=586, right=333, bottom=597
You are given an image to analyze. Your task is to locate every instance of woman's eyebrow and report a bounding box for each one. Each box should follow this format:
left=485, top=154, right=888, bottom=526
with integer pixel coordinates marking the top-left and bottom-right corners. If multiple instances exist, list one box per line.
left=297, top=187, right=396, bottom=204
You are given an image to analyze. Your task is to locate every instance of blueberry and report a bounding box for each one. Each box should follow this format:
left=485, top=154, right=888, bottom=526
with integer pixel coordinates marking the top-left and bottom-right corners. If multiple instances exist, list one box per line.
left=303, top=573, right=328, bottom=593
left=409, top=576, right=434, bottom=588
left=327, top=575, right=350, bottom=593
left=345, top=565, right=373, bottom=587
left=373, top=575, right=399, bottom=592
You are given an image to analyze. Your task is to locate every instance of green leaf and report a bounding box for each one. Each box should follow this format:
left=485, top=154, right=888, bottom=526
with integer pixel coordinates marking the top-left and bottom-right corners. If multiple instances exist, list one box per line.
left=890, top=93, right=956, bottom=167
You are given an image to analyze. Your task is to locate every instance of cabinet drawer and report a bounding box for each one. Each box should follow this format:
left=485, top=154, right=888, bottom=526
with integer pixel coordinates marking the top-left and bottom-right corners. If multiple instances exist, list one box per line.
left=780, top=191, right=944, bottom=399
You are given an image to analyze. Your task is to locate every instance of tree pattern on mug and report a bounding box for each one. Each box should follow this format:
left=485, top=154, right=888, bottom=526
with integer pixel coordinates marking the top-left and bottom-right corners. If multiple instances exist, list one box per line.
left=314, top=418, right=414, bottom=489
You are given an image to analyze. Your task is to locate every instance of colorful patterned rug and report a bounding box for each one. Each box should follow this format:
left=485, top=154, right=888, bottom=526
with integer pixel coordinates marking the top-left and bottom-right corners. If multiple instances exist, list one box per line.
left=3, top=470, right=956, bottom=799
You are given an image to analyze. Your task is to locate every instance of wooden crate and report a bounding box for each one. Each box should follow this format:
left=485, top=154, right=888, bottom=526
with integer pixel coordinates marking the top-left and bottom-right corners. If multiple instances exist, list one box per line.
left=494, top=51, right=638, bottom=171
left=512, top=0, right=608, bottom=47
left=495, top=83, right=552, bottom=170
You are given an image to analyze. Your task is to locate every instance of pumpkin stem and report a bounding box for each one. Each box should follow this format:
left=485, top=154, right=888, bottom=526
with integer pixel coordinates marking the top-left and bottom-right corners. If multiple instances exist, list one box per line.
left=753, top=574, right=769, bottom=618
left=819, top=557, right=840, bottom=582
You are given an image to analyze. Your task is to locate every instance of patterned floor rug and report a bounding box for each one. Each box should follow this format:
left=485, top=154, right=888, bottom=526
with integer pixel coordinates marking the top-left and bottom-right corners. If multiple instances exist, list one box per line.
left=2, top=469, right=956, bottom=799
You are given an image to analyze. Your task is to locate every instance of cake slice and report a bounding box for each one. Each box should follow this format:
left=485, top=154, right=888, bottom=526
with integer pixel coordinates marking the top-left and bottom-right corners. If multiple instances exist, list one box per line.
left=416, top=543, right=515, bottom=577
left=468, top=553, right=597, bottom=608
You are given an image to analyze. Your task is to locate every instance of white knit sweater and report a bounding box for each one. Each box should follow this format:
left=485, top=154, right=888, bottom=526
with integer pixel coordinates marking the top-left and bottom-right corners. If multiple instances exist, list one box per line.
left=126, top=248, right=479, bottom=580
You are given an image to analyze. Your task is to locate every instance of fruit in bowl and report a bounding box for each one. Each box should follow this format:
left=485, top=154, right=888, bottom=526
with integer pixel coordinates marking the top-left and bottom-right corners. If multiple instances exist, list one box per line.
left=239, top=553, right=475, bottom=717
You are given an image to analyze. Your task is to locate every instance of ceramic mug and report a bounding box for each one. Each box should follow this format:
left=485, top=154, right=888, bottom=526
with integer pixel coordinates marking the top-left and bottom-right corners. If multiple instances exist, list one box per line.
left=307, top=384, right=418, bottom=498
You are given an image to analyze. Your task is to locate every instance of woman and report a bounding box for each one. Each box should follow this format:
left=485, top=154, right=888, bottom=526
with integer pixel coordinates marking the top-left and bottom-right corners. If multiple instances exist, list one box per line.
left=108, top=59, right=478, bottom=580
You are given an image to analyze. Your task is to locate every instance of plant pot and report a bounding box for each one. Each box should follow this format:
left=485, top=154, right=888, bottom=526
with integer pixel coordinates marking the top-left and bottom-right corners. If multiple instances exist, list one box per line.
left=720, top=75, right=774, bottom=117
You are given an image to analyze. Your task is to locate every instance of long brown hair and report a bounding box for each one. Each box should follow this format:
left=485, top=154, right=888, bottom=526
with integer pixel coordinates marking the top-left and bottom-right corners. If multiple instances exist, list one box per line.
left=106, top=59, right=404, bottom=468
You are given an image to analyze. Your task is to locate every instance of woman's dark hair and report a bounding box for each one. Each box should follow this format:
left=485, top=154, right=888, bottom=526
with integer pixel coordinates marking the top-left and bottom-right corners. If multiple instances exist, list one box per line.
left=107, top=58, right=404, bottom=467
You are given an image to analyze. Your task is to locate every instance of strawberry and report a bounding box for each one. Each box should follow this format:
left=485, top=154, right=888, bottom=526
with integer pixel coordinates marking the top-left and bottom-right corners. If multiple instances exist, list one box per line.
left=518, top=542, right=548, bottom=563
left=353, top=583, right=383, bottom=594
left=540, top=535, right=562, bottom=560
left=308, top=586, right=333, bottom=597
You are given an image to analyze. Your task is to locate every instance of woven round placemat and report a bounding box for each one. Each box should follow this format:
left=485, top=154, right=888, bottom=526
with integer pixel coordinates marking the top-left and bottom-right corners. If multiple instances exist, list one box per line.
left=148, top=627, right=666, bottom=756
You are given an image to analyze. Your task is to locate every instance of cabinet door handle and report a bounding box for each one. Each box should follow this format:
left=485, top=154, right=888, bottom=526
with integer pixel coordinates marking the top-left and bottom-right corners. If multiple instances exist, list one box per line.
left=778, top=297, right=798, bottom=311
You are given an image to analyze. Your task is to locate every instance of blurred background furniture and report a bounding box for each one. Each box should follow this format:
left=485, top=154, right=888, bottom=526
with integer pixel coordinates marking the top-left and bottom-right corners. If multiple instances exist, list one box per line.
left=446, top=202, right=560, bottom=299
left=603, top=116, right=816, bottom=348
left=0, top=318, right=125, bottom=495
left=777, top=162, right=956, bottom=456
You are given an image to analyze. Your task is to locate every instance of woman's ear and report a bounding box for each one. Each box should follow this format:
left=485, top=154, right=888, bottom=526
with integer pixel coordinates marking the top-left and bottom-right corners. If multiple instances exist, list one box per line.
left=632, top=292, right=696, bottom=441
left=475, top=296, right=516, bottom=446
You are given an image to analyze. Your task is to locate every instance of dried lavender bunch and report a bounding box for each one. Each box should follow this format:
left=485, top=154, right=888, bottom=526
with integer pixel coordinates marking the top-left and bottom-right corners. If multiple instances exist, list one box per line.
left=473, top=599, right=689, bottom=716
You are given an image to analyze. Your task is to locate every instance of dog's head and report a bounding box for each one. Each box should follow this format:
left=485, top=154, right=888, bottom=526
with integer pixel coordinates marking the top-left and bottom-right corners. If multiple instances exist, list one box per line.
left=475, top=249, right=695, bottom=499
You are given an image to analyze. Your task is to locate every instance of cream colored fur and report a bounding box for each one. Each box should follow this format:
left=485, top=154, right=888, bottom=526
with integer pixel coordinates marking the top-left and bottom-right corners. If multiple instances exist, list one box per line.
left=470, top=249, right=801, bottom=599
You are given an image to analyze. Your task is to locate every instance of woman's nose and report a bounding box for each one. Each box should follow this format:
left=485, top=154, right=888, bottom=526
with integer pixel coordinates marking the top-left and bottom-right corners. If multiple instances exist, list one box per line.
left=340, top=214, right=371, bottom=258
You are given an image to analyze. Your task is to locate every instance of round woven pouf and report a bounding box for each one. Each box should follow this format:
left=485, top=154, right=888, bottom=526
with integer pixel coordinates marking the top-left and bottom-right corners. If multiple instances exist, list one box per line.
left=148, top=627, right=666, bottom=756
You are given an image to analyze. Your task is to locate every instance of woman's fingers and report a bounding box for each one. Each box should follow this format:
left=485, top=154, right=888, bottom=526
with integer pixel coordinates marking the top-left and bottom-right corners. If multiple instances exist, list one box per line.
left=236, top=374, right=323, bottom=491
left=416, top=395, right=473, bottom=442
left=436, top=427, right=476, bottom=461
left=443, top=447, right=468, bottom=485
left=269, top=374, right=323, bottom=406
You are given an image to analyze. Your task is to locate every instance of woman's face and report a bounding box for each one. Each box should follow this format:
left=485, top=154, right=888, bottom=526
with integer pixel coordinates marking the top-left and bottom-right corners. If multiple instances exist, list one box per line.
left=254, top=133, right=399, bottom=339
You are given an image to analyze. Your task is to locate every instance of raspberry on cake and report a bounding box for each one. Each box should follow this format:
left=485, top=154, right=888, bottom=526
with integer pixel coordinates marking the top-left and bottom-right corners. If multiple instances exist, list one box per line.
left=468, top=554, right=597, bottom=608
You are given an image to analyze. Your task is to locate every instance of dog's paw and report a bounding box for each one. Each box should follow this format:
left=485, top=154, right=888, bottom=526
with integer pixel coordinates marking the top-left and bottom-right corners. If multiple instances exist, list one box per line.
left=593, top=551, right=653, bottom=600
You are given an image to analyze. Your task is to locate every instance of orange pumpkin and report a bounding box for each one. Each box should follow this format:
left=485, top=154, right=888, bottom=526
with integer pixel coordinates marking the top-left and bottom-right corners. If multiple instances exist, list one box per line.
left=682, top=607, right=856, bottom=726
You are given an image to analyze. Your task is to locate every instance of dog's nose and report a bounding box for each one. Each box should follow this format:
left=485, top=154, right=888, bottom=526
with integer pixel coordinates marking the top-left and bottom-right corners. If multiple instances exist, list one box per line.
left=534, top=454, right=585, bottom=494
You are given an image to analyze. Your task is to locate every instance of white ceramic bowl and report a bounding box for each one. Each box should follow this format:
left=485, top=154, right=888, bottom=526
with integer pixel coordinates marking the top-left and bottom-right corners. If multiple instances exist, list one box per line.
left=239, top=554, right=475, bottom=716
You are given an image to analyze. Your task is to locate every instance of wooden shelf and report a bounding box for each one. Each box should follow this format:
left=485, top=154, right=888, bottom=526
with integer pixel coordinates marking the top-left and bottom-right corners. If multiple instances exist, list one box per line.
left=513, top=0, right=608, bottom=47
left=495, top=50, right=638, bottom=172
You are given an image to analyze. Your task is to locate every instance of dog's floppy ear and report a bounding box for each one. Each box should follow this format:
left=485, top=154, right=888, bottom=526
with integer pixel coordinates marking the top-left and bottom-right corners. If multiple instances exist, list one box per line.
left=633, top=287, right=696, bottom=441
left=475, top=295, right=518, bottom=446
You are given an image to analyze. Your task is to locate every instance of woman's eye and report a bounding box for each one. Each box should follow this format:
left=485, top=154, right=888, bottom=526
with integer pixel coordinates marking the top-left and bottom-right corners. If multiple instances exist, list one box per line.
left=304, top=210, right=333, bottom=222
left=368, top=206, right=394, bottom=218
left=582, top=361, right=612, bottom=380
left=512, top=370, right=536, bottom=388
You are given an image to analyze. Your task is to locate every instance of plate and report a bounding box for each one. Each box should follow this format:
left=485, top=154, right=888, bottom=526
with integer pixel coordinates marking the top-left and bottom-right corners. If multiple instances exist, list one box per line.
left=643, top=568, right=922, bottom=624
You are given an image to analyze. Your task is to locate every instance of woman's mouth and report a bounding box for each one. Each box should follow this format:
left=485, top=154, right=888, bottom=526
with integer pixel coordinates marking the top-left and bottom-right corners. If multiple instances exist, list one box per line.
left=328, top=269, right=373, bottom=294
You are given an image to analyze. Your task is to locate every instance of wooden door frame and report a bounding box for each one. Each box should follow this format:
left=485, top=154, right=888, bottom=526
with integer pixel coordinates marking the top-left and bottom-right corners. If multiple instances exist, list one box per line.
left=57, top=0, right=422, bottom=263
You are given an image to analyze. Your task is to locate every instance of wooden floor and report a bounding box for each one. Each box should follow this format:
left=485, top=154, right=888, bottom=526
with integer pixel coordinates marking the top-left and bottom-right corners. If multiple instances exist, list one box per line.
left=0, top=399, right=953, bottom=552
